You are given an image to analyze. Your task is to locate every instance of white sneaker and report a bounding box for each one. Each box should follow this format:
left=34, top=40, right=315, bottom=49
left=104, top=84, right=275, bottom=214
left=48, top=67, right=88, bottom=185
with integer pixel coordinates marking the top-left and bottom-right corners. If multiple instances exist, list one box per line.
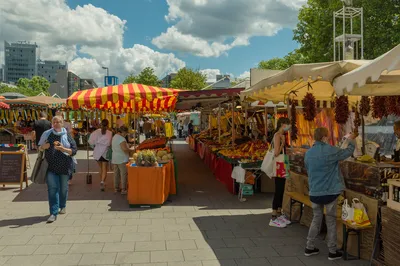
left=278, top=214, right=291, bottom=225
left=269, top=218, right=287, bottom=228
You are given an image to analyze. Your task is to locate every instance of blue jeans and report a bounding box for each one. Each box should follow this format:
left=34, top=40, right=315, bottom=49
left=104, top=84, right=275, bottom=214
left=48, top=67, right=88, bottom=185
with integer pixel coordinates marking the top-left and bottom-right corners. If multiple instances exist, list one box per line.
left=46, top=171, right=69, bottom=216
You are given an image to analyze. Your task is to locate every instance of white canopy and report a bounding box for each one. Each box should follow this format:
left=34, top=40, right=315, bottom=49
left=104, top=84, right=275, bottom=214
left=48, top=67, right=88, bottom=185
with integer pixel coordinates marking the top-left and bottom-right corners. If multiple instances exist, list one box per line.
left=241, top=43, right=400, bottom=103
left=333, top=43, right=400, bottom=96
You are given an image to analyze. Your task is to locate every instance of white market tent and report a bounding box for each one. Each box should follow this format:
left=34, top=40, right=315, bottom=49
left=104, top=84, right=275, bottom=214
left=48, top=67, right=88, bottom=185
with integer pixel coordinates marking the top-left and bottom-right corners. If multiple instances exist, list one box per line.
left=241, top=43, right=400, bottom=103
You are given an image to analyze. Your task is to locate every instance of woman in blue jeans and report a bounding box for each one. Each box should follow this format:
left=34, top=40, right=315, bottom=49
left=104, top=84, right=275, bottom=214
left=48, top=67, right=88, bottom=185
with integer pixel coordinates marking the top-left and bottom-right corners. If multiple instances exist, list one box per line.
left=38, top=116, right=77, bottom=223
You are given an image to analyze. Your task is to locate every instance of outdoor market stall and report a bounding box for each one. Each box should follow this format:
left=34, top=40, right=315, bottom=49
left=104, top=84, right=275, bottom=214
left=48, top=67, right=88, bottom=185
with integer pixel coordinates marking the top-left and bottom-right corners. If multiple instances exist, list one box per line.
left=66, top=83, right=180, bottom=207
left=241, top=43, right=400, bottom=261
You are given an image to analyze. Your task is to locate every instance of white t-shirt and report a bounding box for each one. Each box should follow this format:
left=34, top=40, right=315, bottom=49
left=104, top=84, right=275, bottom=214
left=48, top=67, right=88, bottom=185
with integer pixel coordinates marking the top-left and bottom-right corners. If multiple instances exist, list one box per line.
left=88, top=129, right=112, bottom=160
left=112, top=134, right=129, bottom=164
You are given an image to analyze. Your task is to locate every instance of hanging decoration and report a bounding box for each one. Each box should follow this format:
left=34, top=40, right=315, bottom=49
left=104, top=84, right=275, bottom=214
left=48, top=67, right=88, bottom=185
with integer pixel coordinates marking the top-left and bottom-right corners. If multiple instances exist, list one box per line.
left=335, top=96, right=350, bottom=124
left=359, top=96, right=370, bottom=116
left=372, top=96, right=388, bottom=119
left=303, top=92, right=317, bottom=121
left=290, top=100, right=298, bottom=142
left=385, top=96, right=398, bottom=116
left=354, top=103, right=361, bottom=133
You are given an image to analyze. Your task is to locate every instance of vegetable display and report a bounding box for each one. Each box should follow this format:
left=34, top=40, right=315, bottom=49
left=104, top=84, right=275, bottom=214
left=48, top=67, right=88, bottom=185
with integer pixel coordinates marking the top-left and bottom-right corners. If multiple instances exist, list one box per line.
left=334, top=96, right=349, bottom=124
left=302, top=93, right=317, bottom=121
left=290, top=100, right=298, bottom=142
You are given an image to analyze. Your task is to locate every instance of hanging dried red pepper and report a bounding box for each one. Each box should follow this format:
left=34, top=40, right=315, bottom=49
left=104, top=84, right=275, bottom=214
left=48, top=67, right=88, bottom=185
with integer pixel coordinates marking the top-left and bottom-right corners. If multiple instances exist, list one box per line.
left=372, top=96, right=388, bottom=119
left=354, top=104, right=361, bottom=134
left=302, top=92, right=316, bottom=121
left=385, top=96, right=398, bottom=115
left=335, top=96, right=349, bottom=124
left=359, top=96, right=370, bottom=116
left=290, top=100, right=298, bottom=142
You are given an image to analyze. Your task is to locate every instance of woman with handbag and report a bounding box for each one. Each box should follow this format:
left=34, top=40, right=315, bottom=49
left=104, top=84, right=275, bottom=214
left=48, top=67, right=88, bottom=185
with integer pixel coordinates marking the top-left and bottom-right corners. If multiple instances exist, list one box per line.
left=269, top=117, right=292, bottom=228
left=38, top=116, right=77, bottom=223
left=88, top=119, right=112, bottom=191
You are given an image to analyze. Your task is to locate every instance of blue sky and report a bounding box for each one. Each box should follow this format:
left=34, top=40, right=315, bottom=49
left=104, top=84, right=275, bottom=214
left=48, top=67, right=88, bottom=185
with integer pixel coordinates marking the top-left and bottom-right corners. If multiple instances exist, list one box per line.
left=1, top=0, right=304, bottom=83
left=66, top=0, right=299, bottom=79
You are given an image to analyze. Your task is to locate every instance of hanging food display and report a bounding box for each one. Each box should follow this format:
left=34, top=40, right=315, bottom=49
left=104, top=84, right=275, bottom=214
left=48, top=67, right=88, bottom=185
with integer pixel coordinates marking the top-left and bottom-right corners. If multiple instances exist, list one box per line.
left=359, top=96, right=370, bottom=116
left=385, top=96, right=398, bottom=116
left=335, top=96, right=349, bottom=124
left=354, top=104, right=361, bottom=133
left=372, top=96, right=388, bottom=119
left=302, top=93, right=317, bottom=121
left=290, top=100, right=298, bottom=142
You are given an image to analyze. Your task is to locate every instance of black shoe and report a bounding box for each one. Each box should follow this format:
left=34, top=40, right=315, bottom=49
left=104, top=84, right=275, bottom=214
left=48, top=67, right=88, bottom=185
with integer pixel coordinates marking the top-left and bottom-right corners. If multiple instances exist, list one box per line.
left=328, top=251, right=343, bottom=261
left=304, top=247, right=319, bottom=257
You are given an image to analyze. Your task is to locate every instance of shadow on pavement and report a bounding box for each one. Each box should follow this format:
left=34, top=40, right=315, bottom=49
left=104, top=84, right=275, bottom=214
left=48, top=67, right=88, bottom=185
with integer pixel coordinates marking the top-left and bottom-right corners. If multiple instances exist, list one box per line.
left=0, top=215, right=48, bottom=228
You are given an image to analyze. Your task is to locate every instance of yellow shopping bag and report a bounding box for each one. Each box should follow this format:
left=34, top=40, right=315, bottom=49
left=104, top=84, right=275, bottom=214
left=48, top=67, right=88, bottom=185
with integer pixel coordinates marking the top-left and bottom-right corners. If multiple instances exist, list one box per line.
left=352, top=198, right=371, bottom=227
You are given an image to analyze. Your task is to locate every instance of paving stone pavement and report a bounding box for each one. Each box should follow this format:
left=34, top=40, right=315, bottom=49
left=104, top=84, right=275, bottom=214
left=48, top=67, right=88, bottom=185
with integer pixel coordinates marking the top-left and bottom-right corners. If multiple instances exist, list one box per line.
left=0, top=141, right=368, bottom=266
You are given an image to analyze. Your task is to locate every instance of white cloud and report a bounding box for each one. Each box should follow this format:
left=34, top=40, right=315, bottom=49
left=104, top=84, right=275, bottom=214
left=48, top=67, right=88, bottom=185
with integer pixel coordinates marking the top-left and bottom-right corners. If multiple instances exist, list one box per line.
left=152, top=0, right=306, bottom=57
left=0, top=0, right=185, bottom=85
left=238, top=71, right=250, bottom=80
left=200, top=69, right=221, bottom=82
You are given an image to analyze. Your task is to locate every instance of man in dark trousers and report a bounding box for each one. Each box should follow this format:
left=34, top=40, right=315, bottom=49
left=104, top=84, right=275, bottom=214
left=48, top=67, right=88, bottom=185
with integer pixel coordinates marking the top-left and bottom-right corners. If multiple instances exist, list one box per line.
left=33, top=111, right=52, bottom=149
left=188, top=120, right=194, bottom=136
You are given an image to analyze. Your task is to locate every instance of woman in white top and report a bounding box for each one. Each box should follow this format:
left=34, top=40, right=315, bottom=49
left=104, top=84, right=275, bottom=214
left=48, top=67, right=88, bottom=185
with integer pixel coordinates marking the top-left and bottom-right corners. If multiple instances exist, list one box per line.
left=88, top=119, right=112, bottom=191
left=112, top=126, right=134, bottom=195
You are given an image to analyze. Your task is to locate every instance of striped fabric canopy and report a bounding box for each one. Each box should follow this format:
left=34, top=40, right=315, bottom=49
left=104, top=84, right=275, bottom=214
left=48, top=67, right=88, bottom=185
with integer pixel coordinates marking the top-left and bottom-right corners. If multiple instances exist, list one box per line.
left=67, top=83, right=180, bottom=112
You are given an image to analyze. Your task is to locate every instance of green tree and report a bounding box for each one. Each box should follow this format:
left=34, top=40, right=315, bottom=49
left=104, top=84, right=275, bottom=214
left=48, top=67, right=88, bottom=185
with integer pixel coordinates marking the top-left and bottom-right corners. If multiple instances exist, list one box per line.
left=169, top=68, right=207, bottom=91
left=1, top=76, right=50, bottom=97
left=29, top=76, right=50, bottom=93
left=258, top=50, right=309, bottom=70
left=123, top=67, right=162, bottom=87
left=293, top=0, right=400, bottom=62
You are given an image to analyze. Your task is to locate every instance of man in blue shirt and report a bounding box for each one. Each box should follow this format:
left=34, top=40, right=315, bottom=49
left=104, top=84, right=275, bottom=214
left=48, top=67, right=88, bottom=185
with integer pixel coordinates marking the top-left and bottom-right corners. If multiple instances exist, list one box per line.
left=304, top=127, right=356, bottom=261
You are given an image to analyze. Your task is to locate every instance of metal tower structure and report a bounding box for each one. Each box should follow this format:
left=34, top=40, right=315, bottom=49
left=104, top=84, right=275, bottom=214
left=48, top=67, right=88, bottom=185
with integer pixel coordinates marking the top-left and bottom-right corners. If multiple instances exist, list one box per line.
left=333, top=0, right=364, bottom=61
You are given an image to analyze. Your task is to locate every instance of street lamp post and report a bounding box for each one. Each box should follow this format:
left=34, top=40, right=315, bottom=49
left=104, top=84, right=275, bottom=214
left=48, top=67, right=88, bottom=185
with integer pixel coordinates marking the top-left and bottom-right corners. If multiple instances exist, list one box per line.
left=102, top=66, right=109, bottom=86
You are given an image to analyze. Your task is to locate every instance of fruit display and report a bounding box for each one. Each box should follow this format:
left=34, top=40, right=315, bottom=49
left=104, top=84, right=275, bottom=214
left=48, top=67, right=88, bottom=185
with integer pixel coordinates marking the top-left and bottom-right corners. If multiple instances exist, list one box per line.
left=218, top=140, right=270, bottom=161
left=134, top=149, right=158, bottom=167
left=155, top=149, right=174, bottom=163
left=137, top=137, right=167, bottom=150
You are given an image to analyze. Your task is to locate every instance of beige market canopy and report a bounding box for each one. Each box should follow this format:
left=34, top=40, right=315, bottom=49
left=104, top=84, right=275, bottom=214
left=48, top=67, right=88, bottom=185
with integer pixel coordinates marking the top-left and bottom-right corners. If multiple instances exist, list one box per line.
left=241, top=61, right=364, bottom=106
left=334, top=43, right=400, bottom=96
left=5, top=95, right=66, bottom=108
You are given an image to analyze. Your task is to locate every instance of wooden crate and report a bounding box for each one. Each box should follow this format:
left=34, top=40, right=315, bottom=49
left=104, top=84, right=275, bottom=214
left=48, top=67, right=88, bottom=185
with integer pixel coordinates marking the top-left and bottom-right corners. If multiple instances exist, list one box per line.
left=388, top=179, right=400, bottom=211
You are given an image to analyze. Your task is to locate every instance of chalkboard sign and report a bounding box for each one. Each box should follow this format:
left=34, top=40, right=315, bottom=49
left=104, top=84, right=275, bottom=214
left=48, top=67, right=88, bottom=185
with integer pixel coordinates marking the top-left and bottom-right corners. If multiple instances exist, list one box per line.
left=0, top=152, right=26, bottom=190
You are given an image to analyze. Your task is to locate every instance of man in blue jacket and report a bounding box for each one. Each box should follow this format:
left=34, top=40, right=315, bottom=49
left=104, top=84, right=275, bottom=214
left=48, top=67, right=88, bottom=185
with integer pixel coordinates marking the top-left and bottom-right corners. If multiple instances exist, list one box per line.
left=304, top=127, right=356, bottom=261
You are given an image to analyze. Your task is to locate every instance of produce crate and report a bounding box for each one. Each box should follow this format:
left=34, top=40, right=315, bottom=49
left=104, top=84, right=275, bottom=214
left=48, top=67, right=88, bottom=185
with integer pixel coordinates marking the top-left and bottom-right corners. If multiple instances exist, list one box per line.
left=240, top=160, right=262, bottom=169
left=388, top=179, right=400, bottom=211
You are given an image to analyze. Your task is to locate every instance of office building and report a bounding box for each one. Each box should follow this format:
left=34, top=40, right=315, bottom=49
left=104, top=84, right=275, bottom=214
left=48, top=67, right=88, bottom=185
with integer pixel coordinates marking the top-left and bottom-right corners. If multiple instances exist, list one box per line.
left=80, top=79, right=98, bottom=90
left=49, top=70, right=97, bottom=98
left=161, top=73, right=177, bottom=88
left=4, top=41, right=38, bottom=83
left=37, top=60, right=67, bottom=83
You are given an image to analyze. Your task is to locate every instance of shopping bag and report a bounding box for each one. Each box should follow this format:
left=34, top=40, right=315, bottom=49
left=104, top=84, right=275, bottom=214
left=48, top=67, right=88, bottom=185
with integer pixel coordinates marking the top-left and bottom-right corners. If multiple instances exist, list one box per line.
left=341, top=199, right=354, bottom=223
left=352, top=198, right=371, bottom=226
left=231, top=166, right=246, bottom=183
left=31, top=151, right=48, bottom=184
left=275, top=150, right=290, bottom=179
left=105, top=147, right=113, bottom=161
left=261, top=149, right=275, bottom=178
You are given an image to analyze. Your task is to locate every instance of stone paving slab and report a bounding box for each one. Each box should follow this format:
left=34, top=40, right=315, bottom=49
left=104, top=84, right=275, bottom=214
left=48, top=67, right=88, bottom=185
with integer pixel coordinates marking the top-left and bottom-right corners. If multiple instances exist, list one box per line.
left=0, top=144, right=367, bottom=266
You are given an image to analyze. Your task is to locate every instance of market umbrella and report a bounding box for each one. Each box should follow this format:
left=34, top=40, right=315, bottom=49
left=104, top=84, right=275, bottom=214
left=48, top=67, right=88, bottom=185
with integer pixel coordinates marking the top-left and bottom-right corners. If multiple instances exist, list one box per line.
left=0, top=96, right=9, bottom=109
left=67, top=83, right=180, bottom=112
left=5, top=95, right=66, bottom=108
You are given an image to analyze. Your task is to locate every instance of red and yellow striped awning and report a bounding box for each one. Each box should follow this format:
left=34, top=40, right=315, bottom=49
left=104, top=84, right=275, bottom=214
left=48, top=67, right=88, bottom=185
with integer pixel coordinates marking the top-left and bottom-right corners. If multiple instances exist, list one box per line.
left=67, top=83, right=180, bottom=112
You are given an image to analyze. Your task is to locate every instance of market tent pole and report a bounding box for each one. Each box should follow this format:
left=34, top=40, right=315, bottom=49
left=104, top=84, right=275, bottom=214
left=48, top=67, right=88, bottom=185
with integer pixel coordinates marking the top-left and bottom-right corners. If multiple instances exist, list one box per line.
left=231, top=97, right=235, bottom=148
left=218, top=104, right=221, bottom=143
left=86, top=110, right=92, bottom=183
left=244, top=104, right=248, bottom=136
left=264, top=107, right=267, bottom=138
left=361, top=116, right=365, bottom=155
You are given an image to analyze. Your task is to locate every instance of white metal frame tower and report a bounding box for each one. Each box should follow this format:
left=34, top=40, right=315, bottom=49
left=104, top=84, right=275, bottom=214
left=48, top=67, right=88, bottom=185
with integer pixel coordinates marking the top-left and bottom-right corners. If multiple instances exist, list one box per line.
left=333, top=0, right=364, bottom=61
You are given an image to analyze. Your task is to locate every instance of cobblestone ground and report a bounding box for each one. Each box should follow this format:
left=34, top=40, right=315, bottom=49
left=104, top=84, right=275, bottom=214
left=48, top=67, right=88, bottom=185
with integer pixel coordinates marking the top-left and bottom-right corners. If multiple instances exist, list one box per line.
left=0, top=141, right=368, bottom=266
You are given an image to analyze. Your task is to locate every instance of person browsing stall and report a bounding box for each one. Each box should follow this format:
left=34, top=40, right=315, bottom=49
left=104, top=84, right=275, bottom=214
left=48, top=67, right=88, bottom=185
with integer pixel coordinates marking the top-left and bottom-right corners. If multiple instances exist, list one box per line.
left=304, top=127, right=357, bottom=261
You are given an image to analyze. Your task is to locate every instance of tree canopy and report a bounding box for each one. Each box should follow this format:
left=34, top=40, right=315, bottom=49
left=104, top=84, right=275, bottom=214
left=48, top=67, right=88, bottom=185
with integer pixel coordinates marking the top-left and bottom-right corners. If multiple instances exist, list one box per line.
left=0, top=76, right=50, bottom=96
left=169, top=68, right=207, bottom=91
left=259, top=0, right=400, bottom=69
left=123, top=67, right=162, bottom=87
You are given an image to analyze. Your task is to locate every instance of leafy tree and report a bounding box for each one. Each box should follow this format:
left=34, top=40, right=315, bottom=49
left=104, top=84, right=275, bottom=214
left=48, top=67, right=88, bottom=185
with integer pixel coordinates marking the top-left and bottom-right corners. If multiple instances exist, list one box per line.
left=169, top=68, right=207, bottom=91
left=258, top=50, right=309, bottom=70
left=1, top=76, right=50, bottom=96
left=123, top=67, right=162, bottom=87
left=30, top=76, right=50, bottom=92
left=293, top=0, right=400, bottom=62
